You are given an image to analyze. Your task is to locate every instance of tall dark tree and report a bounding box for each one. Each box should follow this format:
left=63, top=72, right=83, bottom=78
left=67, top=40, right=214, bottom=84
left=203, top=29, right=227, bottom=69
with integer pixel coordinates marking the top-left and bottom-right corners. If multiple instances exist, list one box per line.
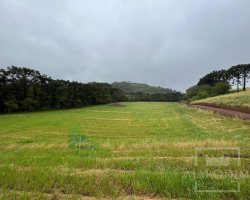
left=239, top=64, right=250, bottom=91
left=228, top=65, right=242, bottom=91
left=0, top=69, right=8, bottom=112
left=198, top=70, right=229, bottom=86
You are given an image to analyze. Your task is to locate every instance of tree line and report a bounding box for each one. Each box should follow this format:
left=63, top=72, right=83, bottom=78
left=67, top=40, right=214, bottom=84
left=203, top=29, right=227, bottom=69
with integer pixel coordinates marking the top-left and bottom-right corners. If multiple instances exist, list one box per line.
left=126, top=91, right=183, bottom=102
left=186, top=63, right=250, bottom=100
left=0, top=66, right=183, bottom=113
left=0, top=66, right=126, bottom=113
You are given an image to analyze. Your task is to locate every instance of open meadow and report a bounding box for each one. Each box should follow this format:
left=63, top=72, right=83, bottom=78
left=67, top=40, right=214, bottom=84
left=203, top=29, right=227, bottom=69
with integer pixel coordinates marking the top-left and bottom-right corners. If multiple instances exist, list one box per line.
left=0, top=102, right=249, bottom=199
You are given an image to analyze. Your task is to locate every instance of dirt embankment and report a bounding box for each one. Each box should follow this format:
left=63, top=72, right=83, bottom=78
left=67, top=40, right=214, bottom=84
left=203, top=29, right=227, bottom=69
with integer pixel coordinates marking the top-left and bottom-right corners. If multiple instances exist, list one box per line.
left=190, top=103, right=250, bottom=120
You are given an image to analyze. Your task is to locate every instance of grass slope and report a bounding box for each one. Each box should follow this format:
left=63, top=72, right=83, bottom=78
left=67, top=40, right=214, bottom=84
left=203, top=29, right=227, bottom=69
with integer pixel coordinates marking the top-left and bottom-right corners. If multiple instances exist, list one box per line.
left=0, top=102, right=249, bottom=199
left=192, top=89, right=250, bottom=110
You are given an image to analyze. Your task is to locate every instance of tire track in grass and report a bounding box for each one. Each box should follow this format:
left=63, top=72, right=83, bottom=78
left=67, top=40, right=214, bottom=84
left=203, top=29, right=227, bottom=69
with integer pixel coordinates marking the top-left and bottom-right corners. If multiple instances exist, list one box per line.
left=0, top=189, right=167, bottom=200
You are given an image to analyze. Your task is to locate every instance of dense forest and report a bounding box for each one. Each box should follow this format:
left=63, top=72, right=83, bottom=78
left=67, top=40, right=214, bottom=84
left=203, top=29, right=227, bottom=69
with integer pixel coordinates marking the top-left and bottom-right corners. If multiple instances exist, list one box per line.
left=0, top=66, right=126, bottom=113
left=0, top=66, right=183, bottom=113
left=186, top=63, right=250, bottom=100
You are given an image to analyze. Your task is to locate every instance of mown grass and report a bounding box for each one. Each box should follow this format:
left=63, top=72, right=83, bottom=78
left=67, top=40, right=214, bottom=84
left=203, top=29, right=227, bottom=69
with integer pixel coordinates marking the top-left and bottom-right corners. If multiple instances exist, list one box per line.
left=0, top=102, right=249, bottom=199
left=192, top=88, right=250, bottom=109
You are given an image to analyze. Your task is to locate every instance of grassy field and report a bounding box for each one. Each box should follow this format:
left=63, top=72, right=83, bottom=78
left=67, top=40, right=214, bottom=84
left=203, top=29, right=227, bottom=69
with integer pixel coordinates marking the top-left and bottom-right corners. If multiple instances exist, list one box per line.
left=192, top=89, right=250, bottom=110
left=0, top=102, right=249, bottom=199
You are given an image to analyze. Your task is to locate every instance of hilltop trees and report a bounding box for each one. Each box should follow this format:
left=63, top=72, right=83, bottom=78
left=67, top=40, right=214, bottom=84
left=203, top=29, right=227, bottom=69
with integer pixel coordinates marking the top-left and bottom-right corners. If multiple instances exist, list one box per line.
left=111, top=81, right=183, bottom=102
left=198, top=69, right=229, bottom=86
left=227, top=64, right=250, bottom=91
left=187, top=63, right=250, bottom=100
left=197, top=64, right=250, bottom=91
left=198, top=64, right=250, bottom=91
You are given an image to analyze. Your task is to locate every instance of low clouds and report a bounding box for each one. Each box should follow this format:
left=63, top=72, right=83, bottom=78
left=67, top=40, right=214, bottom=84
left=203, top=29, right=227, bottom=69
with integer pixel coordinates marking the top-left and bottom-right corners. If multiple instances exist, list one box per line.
left=1, top=0, right=250, bottom=91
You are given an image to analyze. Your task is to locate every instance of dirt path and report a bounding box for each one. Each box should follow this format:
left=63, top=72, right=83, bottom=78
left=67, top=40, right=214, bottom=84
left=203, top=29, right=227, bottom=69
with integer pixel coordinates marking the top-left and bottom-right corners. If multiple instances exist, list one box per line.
left=191, top=104, right=250, bottom=120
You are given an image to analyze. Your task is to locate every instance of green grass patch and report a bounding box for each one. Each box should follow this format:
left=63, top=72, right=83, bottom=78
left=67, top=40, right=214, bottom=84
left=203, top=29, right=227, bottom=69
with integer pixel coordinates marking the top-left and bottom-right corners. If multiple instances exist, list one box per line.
left=0, top=102, right=249, bottom=199
left=192, top=88, right=250, bottom=109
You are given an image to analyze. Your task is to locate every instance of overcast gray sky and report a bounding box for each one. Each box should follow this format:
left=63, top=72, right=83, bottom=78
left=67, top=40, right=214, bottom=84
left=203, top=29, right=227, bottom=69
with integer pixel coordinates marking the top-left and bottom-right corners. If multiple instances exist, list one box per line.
left=0, top=0, right=249, bottom=91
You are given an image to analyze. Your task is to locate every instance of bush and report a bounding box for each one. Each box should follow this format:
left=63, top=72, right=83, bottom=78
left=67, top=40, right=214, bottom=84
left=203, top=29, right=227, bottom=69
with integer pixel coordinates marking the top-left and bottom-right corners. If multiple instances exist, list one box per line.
left=186, top=82, right=230, bottom=101
left=186, top=85, right=200, bottom=98
left=212, top=82, right=230, bottom=95
left=197, top=90, right=209, bottom=99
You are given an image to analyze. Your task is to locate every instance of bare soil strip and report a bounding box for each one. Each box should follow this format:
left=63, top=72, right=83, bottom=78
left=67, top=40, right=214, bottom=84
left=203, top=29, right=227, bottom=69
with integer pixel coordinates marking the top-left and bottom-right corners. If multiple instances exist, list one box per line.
left=191, top=104, right=250, bottom=120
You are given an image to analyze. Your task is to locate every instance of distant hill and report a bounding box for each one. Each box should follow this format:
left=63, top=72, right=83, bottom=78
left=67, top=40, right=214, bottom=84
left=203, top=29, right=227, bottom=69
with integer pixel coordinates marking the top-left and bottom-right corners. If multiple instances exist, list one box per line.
left=111, top=81, right=174, bottom=94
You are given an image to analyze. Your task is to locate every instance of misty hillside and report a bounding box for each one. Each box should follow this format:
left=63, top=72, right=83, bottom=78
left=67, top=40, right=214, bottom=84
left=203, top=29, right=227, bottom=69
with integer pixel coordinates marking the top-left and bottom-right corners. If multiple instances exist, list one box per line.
left=111, top=82, right=174, bottom=94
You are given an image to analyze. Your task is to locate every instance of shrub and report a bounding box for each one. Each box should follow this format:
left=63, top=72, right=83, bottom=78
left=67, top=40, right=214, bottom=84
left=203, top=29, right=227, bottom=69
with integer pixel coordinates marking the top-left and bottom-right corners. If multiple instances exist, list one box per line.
left=186, top=85, right=200, bottom=98
left=186, top=82, right=230, bottom=100
left=197, top=90, right=209, bottom=99
left=212, top=82, right=230, bottom=95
